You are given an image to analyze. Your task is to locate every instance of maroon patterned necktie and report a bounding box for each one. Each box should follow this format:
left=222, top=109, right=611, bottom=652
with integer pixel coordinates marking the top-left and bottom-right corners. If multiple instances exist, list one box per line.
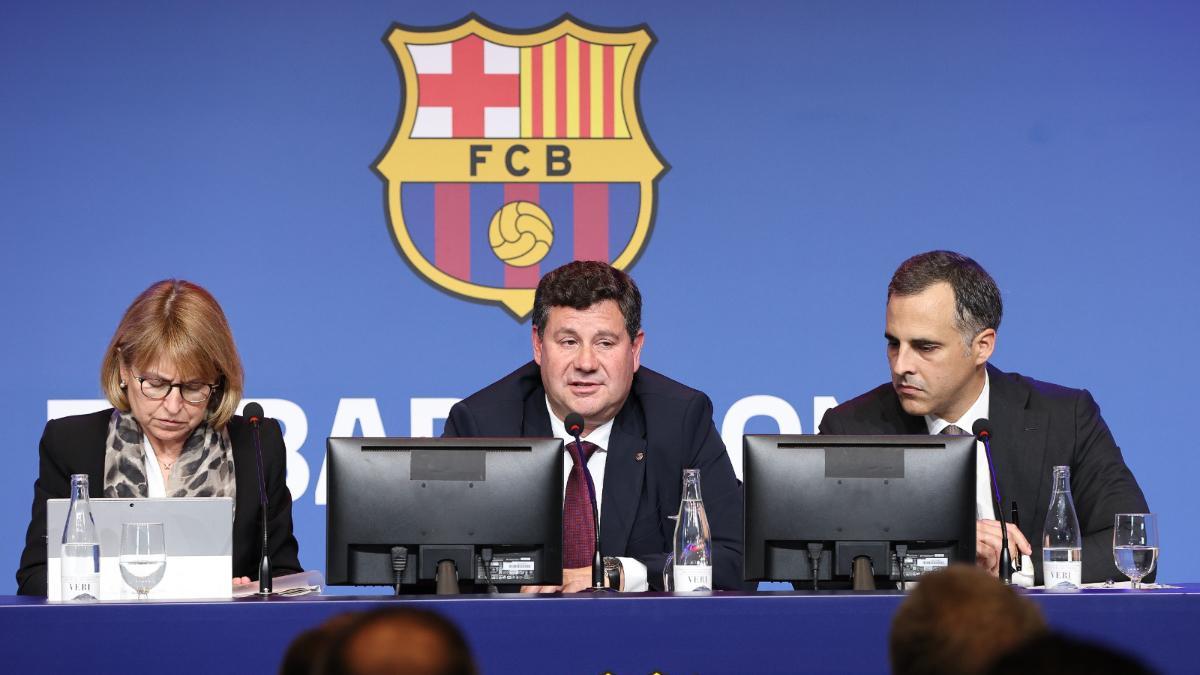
left=563, top=440, right=599, bottom=568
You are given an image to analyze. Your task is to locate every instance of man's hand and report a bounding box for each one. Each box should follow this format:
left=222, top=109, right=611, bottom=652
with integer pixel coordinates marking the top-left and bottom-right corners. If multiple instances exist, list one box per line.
left=521, top=566, right=593, bottom=593
left=976, top=519, right=1032, bottom=576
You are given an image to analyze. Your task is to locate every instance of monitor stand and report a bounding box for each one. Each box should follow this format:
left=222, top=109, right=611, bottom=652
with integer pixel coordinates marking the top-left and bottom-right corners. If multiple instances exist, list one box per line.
left=851, top=556, right=876, bottom=591
left=435, top=560, right=460, bottom=595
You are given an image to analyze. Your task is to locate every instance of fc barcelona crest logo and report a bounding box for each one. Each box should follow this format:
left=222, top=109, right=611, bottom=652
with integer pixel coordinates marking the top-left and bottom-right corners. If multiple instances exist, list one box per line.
left=374, top=15, right=667, bottom=319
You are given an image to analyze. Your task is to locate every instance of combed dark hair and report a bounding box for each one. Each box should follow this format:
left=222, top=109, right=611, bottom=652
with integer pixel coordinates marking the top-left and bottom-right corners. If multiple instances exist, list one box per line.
left=531, top=261, right=642, bottom=339
left=889, top=250, right=1003, bottom=342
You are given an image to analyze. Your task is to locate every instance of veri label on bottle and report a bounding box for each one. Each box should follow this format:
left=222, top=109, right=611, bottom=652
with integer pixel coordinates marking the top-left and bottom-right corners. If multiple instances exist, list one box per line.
left=61, top=576, right=99, bottom=601
left=1043, top=561, right=1082, bottom=589
left=673, top=565, right=712, bottom=591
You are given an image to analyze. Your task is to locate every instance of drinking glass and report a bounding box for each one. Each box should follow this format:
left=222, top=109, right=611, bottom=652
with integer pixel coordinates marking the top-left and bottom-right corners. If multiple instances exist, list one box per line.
left=1113, top=513, right=1158, bottom=589
left=120, top=522, right=167, bottom=600
left=662, top=514, right=678, bottom=591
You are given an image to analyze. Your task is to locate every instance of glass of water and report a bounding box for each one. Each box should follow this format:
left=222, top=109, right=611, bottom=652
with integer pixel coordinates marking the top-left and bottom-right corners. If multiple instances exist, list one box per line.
left=662, top=514, right=678, bottom=591
left=120, top=522, right=166, bottom=600
left=1113, top=513, right=1158, bottom=589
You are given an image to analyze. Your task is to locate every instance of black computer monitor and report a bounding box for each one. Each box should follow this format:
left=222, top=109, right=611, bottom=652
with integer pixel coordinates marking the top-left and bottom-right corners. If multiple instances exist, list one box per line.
left=325, top=437, right=564, bottom=592
left=743, top=434, right=976, bottom=589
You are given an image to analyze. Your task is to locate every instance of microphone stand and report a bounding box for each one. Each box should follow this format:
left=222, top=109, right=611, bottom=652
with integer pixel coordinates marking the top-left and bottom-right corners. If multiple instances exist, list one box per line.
left=978, top=430, right=1012, bottom=584
left=246, top=404, right=273, bottom=596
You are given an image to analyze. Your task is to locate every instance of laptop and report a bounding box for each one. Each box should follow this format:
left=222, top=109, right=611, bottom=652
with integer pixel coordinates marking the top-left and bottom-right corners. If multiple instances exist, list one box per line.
left=46, top=497, right=233, bottom=601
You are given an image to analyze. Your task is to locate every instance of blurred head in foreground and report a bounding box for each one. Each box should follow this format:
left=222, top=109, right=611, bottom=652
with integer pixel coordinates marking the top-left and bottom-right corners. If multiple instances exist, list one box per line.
left=279, top=613, right=358, bottom=675
left=986, top=632, right=1157, bottom=675
left=890, top=564, right=1046, bottom=675
left=283, top=607, right=476, bottom=675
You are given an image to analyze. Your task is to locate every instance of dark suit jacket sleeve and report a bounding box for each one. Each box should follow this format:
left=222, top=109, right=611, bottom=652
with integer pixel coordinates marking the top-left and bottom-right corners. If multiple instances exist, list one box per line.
left=1070, top=390, right=1150, bottom=583
left=261, top=419, right=303, bottom=577
left=442, top=400, right=474, bottom=438
left=16, top=419, right=74, bottom=595
left=673, top=392, right=746, bottom=591
left=817, top=409, right=845, bottom=435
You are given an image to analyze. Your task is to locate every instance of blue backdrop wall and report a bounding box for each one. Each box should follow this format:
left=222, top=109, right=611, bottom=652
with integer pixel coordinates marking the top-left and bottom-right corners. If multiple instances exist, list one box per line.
left=3, top=2, right=1197, bottom=591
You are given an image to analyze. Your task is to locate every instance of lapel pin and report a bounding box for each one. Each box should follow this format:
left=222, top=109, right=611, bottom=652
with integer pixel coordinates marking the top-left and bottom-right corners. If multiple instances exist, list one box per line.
left=634, top=451, right=645, bottom=462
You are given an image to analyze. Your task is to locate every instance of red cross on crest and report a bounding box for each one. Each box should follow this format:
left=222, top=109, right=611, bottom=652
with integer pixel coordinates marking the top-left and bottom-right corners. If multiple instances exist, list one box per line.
left=416, top=35, right=520, bottom=138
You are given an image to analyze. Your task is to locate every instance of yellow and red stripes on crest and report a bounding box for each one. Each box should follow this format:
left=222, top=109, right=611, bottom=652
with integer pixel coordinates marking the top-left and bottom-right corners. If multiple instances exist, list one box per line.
left=520, top=37, right=632, bottom=139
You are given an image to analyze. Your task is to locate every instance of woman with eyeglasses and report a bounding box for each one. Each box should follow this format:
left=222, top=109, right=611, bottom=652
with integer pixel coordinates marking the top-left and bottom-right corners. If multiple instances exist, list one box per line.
left=16, top=279, right=302, bottom=595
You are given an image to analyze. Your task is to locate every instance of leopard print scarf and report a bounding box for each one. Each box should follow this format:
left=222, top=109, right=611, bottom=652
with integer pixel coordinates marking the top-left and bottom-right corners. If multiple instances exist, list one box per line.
left=103, top=409, right=236, bottom=510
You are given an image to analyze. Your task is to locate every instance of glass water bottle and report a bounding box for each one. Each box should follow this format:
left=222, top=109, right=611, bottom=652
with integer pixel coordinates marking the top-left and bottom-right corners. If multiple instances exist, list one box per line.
left=61, top=474, right=101, bottom=601
left=1042, top=465, right=1082, bottom=590
left=672, top=469, right=713, bottom=591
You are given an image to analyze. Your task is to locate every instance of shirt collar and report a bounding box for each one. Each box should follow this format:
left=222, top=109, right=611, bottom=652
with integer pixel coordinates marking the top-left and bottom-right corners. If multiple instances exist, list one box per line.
left=545, top=397, right=612, bottom=452
left=925, top=368, right=990, bottom=435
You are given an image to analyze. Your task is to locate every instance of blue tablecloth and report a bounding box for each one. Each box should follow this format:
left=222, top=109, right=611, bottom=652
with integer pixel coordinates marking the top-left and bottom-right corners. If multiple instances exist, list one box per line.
left=2, top=586, right=1197, bottom=673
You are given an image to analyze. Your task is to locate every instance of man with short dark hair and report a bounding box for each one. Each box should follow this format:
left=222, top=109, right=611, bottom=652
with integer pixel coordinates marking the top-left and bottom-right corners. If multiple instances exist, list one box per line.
left=820, top=251, right=1148, bottom=584
left=444, top=260, right=746, bottom=592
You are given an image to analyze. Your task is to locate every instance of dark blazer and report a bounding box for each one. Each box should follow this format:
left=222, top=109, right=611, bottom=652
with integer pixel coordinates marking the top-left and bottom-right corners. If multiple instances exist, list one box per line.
left=16, top=409, right=302, bottom=595
left=818, top=364, right=1149, bottom=584
left=444, top=361, right=748, bottom=591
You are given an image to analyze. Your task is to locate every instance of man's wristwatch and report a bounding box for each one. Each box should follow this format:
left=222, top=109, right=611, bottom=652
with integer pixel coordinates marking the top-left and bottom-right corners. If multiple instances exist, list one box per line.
left=603, top=557, right=623, bottom=591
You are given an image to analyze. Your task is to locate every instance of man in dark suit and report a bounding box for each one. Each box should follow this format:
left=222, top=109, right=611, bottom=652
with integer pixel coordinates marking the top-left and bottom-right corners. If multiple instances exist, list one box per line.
left=444, top=261, right=744, bottom=592
left=819, top=251, right=1148, bottom=585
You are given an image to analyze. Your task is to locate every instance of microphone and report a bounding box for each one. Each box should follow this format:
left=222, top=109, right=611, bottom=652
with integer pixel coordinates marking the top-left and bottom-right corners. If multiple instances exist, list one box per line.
left=972, top=418, right=1012, bottom=584
left=564, top=413, right=585, bottom=438
left=972, top=419, right=990, bottom=442
left=243, top=402, right=272, bottom=596
left=563, top=412, right=606, bottom=592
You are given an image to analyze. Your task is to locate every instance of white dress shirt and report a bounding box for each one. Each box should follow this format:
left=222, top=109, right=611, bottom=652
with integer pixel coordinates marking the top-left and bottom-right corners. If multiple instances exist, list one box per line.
left=923, top=370, right=1034, bottom=585
left=546, top=398, right=649, bottom=591
left=142, top=442, right=168, bottom=498
left=923, top=369, right=995, bottom=521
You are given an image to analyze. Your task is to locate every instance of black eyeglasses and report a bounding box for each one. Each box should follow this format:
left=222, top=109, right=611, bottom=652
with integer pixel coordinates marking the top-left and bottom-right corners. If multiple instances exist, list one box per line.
left=132, top=375, right=220, bottom=404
